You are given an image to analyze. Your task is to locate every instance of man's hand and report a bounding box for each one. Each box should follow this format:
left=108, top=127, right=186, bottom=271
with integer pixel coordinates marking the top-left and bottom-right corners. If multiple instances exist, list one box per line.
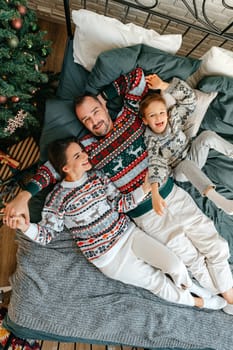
left=3, top=191, right=32, bottom=225
left=145, top=74, right=169, bottom=91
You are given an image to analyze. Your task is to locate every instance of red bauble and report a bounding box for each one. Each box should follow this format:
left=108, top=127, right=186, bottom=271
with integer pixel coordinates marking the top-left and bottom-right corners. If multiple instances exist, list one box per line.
left=11, top=17, right=23, bottom=30
left=17, top=5, right=27, bottom=15
left=0, top=96, right=7, bottom=104
left=11, top=96, right=20, bottom=103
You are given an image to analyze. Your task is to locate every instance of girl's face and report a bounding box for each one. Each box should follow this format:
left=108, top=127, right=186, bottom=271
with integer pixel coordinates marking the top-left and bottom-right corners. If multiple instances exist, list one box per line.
left=62, top=142, right=92, bottom=181
left=142, top=100, right=168, bottom=134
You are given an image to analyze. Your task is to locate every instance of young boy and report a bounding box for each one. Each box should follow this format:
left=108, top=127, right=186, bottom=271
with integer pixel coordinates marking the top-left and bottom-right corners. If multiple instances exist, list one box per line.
left=140, top=73, right=233, bottom=216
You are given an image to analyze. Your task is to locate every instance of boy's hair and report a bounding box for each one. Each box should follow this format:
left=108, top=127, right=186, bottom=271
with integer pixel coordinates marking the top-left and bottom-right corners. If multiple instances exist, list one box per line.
left=47, top=136, right=80, bottom=179
left=139, top=92, right=167, bottom=118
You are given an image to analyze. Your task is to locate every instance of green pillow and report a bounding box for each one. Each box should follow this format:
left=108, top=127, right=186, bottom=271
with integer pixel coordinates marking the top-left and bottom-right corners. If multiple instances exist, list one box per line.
left=86, top=44, right=200, bottom=94
left=198, top=75, right=233, bottom=135
left=56, top=39, right=89, bottom=100
left=39, top=98, right=87, bottom=162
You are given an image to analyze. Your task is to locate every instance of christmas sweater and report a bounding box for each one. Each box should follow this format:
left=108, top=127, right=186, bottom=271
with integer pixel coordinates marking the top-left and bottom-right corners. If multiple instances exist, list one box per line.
left=24, top=170, right=146, bottom=263
left=26, top=67, right=149, bottom=197
left=144, top=78, right=197, bottom=186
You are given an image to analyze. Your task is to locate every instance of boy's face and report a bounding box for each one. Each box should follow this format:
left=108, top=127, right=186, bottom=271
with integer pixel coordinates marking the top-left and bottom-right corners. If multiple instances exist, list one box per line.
left=142, top=100, right=168, bottom=134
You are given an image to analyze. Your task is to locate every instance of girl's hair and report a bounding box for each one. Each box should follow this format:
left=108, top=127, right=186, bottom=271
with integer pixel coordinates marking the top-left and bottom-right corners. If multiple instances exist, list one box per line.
left=47, top=137, right=80, bottom=179
left=139, top=92, right=167, bottom=118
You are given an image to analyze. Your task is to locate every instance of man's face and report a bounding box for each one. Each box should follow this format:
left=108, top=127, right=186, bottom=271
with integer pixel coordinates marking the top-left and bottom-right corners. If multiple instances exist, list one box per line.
left=75, top=96, right=114, bottom=137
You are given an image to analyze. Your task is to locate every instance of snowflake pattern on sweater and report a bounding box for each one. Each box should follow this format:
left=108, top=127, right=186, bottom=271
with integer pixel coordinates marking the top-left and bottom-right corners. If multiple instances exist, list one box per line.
left=144, top=78, right=197, bottom=186
left=26, top=171, right=145, bottom=261
left=26, top=68, right=150, bottom=197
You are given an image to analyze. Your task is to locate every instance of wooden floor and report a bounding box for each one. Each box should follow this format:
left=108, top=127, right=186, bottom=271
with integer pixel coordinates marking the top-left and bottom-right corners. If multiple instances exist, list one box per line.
left=40, top=343, right=142, bottom=350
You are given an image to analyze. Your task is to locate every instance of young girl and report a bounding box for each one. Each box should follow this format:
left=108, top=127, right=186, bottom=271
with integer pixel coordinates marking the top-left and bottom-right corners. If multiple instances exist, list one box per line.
left=140, top=74, right=233, bottom=216
left=4, top=137, right=228, bottom=312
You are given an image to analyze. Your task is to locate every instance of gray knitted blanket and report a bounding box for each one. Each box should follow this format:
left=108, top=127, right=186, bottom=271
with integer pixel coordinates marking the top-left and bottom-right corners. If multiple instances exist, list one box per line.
left=7, top=228, right=233, bottom=350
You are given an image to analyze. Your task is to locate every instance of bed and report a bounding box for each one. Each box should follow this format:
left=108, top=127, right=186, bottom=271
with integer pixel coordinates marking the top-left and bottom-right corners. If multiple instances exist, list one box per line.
left=2, top=1, right=233, bottom=350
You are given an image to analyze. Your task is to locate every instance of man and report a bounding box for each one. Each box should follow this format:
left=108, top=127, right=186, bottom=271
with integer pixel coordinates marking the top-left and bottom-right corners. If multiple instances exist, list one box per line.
left=4, top=68, right=233, bottom=313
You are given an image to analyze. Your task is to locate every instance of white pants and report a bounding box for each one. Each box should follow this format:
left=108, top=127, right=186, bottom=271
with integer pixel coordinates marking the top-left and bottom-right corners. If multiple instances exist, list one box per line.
left=174, top=130, right=233, bottom=195
left=133, top=184, right=233, bottom=294
left=100, top=226, right=194, bottom=306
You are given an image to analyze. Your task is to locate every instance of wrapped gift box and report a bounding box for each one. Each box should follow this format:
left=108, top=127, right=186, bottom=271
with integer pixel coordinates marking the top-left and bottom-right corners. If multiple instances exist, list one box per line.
left=0, top=137, right=40, bottom=207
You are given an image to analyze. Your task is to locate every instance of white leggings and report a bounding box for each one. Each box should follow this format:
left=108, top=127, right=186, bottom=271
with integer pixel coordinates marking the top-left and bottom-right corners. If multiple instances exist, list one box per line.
left=133, top=184, right=233, bottom=294
left=100, top=226, right=194, bottom=306
left=174, top=130, right=233, bottom=195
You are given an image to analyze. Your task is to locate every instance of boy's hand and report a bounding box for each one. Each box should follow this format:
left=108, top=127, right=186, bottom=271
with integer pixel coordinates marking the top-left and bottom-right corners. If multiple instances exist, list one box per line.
left=152, top=193, right=167, bottom=216
left=145, top=74, right=169, bottom=91
left=142, top=172, right=151, bottom=195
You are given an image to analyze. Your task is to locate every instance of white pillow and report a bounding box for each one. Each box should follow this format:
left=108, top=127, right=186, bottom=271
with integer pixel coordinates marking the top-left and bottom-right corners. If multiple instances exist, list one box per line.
left=72, top=9, right=182, bottom=71
left=187, top=46, right=233, bottom=88
left=162, top=89, right=217, bottom=138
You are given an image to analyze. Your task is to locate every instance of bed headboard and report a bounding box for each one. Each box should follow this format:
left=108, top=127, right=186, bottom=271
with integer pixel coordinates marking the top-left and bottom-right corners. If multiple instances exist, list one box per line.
left=63, top=0, right=233, bottom=58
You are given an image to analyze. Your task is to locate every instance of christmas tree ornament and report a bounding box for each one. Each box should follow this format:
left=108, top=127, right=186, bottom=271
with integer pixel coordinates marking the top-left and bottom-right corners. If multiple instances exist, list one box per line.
left=17, top=5, right=27, bottom=16
left=11, top=96, right=20, bottom=103
left=40, top=73, right=49, bottom=83
left=7, top=36, right=19, bottom=48
left=26, top=39, right=33, bottom=49
left=4, top=110, right=27, bottom=135
left=0, top=96, right=7, bottom=104
left=27, top=54, right=34, bottom=62
left=30, top=22, right=38, bottom=32
left=41, top=47, right=48, bottom=57
left=11, top=17, right=23, bottom=30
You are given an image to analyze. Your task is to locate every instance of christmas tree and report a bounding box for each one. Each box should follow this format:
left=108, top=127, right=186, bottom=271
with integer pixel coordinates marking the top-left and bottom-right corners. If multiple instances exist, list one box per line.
left=0, top=0, right=51, bottom=143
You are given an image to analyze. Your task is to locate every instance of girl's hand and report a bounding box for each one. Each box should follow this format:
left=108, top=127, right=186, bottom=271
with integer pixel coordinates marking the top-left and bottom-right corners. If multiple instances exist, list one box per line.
left=3, top=190, right=31, bottom=225
left=145, top=74, right=169, bottom=91
left=3, top=214, right=29, bottom=232
left=152, top=193, right=167, bottom=216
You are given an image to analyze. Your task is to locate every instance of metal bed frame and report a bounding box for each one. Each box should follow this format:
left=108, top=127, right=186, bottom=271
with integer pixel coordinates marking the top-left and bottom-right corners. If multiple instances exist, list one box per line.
left=63, top=0, right=233, bottom=57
